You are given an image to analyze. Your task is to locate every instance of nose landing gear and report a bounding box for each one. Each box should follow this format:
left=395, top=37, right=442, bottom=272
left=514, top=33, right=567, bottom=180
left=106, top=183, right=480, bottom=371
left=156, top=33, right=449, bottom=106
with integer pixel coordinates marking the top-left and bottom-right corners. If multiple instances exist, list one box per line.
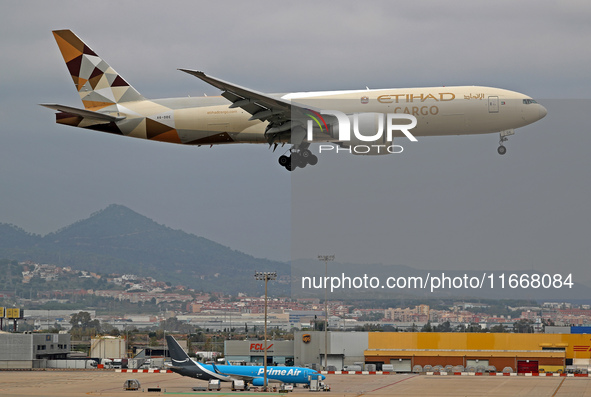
left=497, top=129, right=514, bottom=155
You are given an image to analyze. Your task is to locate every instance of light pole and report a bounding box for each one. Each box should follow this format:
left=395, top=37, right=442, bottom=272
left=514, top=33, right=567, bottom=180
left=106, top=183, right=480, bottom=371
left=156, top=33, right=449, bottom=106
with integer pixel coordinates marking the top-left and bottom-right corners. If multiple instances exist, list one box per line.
left=254, top=271, right=277, bottom=390
left=318, top=255, right=334, bottom=370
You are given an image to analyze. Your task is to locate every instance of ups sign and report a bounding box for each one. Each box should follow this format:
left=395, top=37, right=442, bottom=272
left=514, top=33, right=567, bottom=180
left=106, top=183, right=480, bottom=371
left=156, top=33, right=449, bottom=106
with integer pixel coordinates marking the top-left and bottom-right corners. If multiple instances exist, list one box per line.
left=302, top=334, right=311, bottom=344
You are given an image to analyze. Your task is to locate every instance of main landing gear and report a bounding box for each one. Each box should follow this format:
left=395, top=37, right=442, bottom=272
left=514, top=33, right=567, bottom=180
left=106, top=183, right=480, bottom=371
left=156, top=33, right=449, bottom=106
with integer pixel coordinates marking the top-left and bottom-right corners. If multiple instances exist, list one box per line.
left=278, top=149, right=318, bottom=171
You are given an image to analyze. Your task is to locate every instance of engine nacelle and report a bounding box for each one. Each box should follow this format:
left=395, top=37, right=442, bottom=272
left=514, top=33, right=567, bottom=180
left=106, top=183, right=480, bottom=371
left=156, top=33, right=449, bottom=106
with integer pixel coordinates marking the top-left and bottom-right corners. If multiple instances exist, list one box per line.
left=251, top=378, right=267, bottom=387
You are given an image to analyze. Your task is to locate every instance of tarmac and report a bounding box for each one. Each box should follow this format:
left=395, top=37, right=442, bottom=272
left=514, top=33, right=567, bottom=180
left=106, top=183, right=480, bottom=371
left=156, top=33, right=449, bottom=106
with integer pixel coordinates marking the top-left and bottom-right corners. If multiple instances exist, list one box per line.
left=1, top=371, right=591, bottom=397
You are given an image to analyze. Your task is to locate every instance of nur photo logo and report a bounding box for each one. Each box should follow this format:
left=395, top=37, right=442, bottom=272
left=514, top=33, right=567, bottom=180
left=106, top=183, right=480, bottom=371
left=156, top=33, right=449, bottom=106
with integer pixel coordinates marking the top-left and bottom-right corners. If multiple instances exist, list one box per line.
left=305, top=110, right=418, bottom=154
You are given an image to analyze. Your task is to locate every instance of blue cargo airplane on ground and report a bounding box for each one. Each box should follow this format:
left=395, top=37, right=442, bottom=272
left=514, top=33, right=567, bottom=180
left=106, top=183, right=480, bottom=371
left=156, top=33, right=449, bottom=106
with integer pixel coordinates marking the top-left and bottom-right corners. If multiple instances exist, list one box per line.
left=165, top=335, right=325, bottom=387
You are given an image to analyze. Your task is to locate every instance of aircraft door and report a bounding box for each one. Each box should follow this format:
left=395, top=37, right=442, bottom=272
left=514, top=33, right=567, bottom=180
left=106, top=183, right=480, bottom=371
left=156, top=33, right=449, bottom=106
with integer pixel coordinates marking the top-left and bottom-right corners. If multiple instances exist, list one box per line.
left=488, top=96, right=499, bottom=113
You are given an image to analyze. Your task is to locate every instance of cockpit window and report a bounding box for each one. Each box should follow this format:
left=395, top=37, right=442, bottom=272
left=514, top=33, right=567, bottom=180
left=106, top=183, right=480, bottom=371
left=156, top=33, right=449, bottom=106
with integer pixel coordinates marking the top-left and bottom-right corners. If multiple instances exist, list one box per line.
left=523, top=99, right=538, bottom=104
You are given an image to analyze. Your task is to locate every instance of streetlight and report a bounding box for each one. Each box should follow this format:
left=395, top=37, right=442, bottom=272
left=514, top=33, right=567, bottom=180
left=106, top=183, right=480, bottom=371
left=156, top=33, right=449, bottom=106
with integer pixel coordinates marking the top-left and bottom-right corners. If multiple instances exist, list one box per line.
left=318, top=255, right=335, bottom=371
left=254, top=271, right=277, bottom=390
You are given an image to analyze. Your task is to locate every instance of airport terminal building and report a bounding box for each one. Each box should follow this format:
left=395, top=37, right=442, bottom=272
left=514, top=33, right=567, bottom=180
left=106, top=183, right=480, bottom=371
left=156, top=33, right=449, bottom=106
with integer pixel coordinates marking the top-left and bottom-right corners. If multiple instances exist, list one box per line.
left=0, top=332, right=70, bottom=369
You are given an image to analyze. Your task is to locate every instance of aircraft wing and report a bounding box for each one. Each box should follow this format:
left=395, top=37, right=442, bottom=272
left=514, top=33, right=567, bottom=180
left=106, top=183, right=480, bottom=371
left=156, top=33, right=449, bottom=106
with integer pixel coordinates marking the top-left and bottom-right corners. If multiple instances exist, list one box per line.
left=40, top=104, right=125, bottom=122
left=179, top=69, right=310, bottom=144
left=211, top=363, right=256, bottom=382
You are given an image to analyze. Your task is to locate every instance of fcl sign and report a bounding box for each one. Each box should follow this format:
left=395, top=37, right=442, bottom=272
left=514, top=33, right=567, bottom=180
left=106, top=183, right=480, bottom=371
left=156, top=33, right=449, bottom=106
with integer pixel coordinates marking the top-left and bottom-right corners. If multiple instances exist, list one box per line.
left=250, top=343, right=274, bottom=352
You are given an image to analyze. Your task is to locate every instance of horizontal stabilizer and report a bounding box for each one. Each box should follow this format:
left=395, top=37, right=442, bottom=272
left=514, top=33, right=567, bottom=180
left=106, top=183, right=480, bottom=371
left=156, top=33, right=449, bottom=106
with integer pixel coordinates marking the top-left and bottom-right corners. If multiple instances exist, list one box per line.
left=40, top=104, right=125, bottom=122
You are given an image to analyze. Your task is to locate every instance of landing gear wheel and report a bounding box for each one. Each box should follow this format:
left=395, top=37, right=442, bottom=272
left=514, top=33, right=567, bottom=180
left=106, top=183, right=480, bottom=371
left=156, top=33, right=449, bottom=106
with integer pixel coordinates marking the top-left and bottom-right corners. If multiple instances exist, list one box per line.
left=497, top=145, right=507, bottom=155
left=301, top=149, right=312, bottom=161
left=297, top=153, right=307, bottom=168
left=291, top=153, right=304, bottom=169
left=278, top=155, right=289, bottom=166
left=278, top=146, right=318, bottom=170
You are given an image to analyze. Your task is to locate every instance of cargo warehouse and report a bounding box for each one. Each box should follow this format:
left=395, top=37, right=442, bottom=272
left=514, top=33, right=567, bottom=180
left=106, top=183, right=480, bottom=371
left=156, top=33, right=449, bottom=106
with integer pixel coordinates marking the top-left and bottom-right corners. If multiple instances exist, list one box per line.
left=287, top=331, right=591, bottom=373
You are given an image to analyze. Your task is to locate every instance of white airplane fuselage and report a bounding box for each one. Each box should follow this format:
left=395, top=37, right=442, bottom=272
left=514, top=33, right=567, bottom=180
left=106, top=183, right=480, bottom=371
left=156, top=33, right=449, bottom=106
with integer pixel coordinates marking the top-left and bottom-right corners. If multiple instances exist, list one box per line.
left=97, top=86, right=546, bottom=146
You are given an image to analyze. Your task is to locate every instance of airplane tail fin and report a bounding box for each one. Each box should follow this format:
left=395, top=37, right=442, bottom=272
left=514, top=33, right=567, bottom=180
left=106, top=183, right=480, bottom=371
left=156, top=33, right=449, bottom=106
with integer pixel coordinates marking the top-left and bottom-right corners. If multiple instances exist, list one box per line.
left=52, top=29, right=145, bottom=110
left=165, top=335, right=194, bottom=367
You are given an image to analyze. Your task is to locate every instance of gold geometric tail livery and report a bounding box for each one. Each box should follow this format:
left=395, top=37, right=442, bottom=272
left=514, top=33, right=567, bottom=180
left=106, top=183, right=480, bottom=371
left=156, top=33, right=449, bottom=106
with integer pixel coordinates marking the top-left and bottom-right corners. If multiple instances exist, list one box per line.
left=41, top=30, right=547, bottom=171
left=52, top=29, right=144, bottom=109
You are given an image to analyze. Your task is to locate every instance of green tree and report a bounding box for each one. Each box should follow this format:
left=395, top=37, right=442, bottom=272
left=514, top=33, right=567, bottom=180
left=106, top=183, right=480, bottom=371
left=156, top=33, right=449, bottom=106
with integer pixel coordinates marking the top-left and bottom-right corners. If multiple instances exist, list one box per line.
left=513, top=319, right=534, bottom=333
left=435, top=321, right=452, bottom=332
left=466, top=323, right=482, bottom=332
left=489, top=324, right=506, bottom=333
left=70, top=311, right=101, bottom=333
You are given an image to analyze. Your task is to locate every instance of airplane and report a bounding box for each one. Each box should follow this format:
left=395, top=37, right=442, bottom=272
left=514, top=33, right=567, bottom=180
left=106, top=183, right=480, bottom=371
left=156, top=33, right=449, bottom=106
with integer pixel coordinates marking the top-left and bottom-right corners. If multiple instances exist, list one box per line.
left=165, top=335, right=324, bottom=387
left=42, top=30, right=547, bottom=171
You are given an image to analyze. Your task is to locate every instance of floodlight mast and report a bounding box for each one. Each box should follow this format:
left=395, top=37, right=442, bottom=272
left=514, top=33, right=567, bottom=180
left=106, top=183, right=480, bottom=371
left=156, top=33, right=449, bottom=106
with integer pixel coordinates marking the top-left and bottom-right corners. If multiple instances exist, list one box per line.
left=318, top=255, right=334, bottom=371
left=254, top=271, right=277, bottom=391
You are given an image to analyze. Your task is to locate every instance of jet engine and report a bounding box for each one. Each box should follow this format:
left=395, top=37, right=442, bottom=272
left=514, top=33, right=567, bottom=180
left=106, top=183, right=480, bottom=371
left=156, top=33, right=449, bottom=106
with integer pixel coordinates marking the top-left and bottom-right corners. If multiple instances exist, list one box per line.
left=251, top=378, right=267, bottom=387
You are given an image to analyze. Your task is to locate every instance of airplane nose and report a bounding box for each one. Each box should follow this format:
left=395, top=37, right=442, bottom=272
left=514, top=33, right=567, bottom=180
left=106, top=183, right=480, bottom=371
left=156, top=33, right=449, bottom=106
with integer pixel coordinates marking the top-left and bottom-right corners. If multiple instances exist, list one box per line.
left=539, top=105, right=547, bottom=119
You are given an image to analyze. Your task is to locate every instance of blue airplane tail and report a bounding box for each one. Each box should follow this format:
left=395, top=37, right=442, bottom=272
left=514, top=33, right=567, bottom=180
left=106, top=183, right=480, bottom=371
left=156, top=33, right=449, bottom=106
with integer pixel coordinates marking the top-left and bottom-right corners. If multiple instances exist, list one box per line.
left=165, top=335, right=194, bottom=368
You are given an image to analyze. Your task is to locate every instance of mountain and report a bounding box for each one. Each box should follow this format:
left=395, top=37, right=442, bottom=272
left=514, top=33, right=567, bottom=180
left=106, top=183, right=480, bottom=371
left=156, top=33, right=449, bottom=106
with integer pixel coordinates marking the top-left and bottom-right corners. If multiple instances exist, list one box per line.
left=0, top=205, right=289, bottom=294
left=1, top=205, right=586, bottom=300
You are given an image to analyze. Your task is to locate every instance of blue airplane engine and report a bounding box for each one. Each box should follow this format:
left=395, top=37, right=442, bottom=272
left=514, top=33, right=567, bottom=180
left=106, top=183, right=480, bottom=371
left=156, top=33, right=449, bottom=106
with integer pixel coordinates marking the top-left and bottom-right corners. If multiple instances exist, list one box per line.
left=251, top=378, right=266, bottom=387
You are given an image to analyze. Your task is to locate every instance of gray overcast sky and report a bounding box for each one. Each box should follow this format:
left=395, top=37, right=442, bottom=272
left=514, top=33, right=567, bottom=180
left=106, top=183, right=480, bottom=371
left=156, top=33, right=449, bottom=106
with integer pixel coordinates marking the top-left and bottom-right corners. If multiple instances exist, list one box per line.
left=1, top=1, right=590, bottom=284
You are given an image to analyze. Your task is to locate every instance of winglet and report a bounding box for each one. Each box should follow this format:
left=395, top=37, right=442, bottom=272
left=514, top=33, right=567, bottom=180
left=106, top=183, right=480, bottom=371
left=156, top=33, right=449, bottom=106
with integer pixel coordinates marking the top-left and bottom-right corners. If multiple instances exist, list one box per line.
left=211, top=362, right=222, bottom=374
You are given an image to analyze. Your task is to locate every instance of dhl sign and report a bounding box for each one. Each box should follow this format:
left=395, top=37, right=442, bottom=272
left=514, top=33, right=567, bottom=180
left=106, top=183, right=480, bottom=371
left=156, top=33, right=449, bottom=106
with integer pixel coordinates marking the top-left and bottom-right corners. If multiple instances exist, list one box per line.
left=250, top=343, right=273, bottom=352
left=573, top=345, right=591, bottom=352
